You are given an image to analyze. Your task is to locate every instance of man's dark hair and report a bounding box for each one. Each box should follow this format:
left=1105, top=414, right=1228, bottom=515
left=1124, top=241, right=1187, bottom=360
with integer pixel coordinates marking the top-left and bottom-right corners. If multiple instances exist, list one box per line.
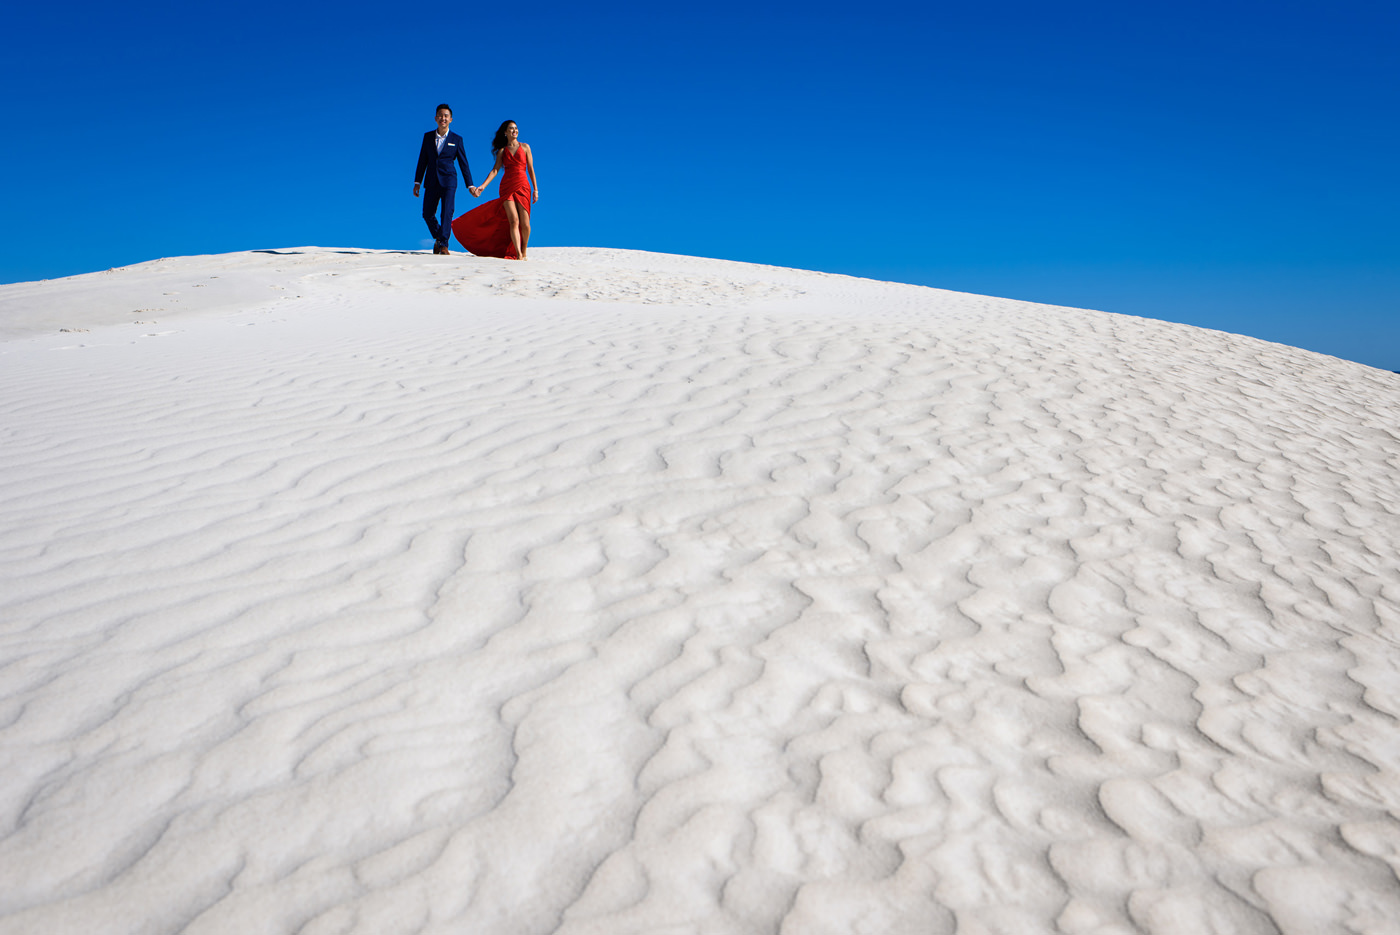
left=436, top=103, right=453, bottom=116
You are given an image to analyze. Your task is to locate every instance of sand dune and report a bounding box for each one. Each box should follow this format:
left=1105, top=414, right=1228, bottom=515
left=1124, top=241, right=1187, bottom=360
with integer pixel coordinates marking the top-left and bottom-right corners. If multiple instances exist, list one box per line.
left=2, top=247, right=1399, bottom=934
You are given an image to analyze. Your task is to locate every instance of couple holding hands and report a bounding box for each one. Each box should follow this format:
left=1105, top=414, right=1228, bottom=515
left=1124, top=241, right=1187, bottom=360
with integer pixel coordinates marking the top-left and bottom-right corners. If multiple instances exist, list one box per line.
left=413, top=104, right=538, bottom=260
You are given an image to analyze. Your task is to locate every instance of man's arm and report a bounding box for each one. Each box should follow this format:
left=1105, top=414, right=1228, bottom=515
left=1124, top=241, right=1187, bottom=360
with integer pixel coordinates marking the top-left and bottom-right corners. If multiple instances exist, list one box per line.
left=413, top=134, right=430, bottom=196
left=455, top=139, right=474, bottom=189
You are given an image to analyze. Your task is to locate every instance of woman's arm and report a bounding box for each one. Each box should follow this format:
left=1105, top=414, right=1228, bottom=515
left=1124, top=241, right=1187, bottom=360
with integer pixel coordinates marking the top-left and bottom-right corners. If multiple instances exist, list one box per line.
left=525, top=144, right=539, bottom=203
left=470, top=150, right=506, bottom=197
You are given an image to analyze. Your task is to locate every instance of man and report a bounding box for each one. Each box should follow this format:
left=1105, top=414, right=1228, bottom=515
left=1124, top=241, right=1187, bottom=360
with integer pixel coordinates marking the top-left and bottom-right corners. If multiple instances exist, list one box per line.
left=414, top=104, right=474, bottom=255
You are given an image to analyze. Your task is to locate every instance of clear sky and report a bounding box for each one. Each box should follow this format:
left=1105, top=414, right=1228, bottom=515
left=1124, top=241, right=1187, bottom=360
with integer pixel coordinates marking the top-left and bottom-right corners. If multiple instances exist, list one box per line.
left=3, top=0, right=1396, bottom=371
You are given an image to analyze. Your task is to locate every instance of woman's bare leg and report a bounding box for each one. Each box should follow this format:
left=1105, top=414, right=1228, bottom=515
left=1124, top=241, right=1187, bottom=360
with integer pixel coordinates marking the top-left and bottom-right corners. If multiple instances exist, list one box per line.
left=518, top=210, right=531, bottom=260
left=502, top=200, right=524, bottom=259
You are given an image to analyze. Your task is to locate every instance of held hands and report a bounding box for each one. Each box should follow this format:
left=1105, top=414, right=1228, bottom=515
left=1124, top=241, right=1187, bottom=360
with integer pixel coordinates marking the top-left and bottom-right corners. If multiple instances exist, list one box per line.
left=469, top=186, right=481, bottom=198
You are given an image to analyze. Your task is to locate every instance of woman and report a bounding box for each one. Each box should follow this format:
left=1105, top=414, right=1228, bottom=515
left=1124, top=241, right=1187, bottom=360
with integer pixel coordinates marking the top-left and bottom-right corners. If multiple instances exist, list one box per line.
left=452, top=120, right=539, bottom=260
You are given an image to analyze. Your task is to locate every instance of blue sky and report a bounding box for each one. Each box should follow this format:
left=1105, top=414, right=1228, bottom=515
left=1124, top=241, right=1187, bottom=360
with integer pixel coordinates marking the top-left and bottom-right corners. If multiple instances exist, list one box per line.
left=3, top=0, right=1396, bottom=370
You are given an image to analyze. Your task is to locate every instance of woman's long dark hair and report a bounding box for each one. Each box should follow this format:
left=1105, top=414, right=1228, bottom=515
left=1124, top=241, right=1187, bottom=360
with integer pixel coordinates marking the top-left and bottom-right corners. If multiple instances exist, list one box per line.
left=491, top=120, right=517, bottom=156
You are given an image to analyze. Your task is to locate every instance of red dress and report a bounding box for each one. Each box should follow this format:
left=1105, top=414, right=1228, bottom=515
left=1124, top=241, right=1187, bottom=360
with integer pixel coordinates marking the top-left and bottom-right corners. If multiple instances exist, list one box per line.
left=452, top=145, right=531, bottom=258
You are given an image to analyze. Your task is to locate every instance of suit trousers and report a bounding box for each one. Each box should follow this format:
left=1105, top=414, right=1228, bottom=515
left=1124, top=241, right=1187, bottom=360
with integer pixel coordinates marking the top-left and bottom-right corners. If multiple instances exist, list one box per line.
left=422, top=183, right=456, bottom=247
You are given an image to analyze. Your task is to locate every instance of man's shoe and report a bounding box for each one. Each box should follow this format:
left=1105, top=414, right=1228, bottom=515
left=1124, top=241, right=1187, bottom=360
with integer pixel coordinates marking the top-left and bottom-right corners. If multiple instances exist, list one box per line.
left=432, top=243, right=445, bottom=255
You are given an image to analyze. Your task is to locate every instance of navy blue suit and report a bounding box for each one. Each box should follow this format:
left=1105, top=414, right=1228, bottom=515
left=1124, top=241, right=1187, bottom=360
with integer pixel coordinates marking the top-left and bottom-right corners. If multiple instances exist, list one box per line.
left=415, top=130, right=474, bottom=248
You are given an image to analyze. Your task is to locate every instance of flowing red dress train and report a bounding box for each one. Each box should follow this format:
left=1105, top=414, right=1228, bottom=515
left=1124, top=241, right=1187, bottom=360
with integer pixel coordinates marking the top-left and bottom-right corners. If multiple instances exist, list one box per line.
left=452, top=144, right=531, bottom=258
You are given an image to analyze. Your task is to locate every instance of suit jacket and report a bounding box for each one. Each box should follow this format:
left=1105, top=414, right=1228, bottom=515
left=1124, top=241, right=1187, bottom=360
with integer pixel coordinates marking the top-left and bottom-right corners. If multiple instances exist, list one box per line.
left=416, top=130, right=474, bottom=190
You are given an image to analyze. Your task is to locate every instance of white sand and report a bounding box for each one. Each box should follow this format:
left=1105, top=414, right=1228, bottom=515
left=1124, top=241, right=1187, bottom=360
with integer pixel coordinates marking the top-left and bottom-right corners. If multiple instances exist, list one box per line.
left=2, top=246, right=1399, bottom=934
